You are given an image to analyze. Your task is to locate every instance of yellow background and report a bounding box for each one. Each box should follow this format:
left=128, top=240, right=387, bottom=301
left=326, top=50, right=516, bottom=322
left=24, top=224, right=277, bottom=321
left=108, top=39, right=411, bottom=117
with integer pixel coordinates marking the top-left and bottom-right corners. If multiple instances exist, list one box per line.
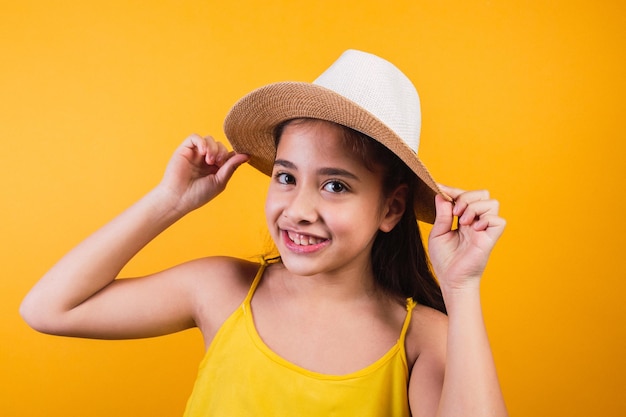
left=2, top=1, right=624, bottom=416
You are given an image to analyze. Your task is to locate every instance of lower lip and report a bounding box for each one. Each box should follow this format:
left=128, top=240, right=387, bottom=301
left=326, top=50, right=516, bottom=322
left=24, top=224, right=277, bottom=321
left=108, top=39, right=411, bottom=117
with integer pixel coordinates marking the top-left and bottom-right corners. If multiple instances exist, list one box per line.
left=281, top=230, right=330, bottom=254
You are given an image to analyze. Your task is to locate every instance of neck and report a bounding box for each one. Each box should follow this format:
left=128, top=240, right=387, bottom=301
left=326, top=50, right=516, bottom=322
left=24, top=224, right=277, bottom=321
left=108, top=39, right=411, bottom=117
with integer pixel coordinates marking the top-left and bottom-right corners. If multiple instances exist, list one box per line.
left=272, top=261, right=380, bottom=305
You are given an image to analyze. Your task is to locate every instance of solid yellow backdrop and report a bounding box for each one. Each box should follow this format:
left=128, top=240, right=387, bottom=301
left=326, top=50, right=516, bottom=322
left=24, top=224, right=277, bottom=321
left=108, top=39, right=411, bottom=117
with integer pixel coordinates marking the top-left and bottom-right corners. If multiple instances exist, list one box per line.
left=1, top=1, right=624, bottom=416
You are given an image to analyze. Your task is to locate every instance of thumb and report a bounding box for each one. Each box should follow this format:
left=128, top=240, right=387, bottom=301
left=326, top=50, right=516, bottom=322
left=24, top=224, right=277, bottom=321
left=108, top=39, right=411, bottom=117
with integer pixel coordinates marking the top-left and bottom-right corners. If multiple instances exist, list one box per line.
left=430, top=194, right=455, bottom=239
left=214, top=152, right=250, bottom=185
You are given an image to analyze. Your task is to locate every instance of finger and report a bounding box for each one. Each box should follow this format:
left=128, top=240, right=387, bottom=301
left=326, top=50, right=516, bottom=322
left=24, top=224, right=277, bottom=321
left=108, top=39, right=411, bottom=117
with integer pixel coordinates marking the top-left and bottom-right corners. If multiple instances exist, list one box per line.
left=438, top=184, right=491, bottom=202
left=454, top=189, right=490, bottom=204
left=457, top=199, right=500, bottom=226
left=185, top=134, right=207, bottom=154
left=437, top=185, right=491, bottom=218
left=436, top=184, right=466, bottom=200
left=430, top=193, right=455, bottom=238
left=470, top=213, right=506, bottom=233
left=203, top=136, right=220, bottom=165
left=215, top=152, right=250, bottom=185
left=452, top=190, right=491, bottom=217
left=214, top=142, right=231, bottom=166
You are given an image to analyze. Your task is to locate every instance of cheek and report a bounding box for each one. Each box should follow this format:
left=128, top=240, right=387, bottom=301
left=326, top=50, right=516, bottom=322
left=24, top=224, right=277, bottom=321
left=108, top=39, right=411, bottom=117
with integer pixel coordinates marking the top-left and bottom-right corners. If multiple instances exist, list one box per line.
left=264, top=187, right=283, bottom=226
left=325, top=205, right=377, bottom=236
left=347, top=199, right=389, bottom=235
left=264, top=192, right=276, bottom=224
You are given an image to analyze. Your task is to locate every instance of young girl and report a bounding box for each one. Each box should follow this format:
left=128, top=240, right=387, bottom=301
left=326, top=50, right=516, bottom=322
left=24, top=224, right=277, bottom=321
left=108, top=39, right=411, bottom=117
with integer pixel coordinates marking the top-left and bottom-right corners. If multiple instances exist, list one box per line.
left=21, top=50, right=508, bottom=416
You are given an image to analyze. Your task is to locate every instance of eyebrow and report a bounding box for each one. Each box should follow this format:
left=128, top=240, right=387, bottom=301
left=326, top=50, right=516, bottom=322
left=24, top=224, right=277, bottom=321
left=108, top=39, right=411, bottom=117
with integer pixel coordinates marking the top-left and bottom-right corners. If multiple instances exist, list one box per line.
left=273, top=159, right=360, bottom=181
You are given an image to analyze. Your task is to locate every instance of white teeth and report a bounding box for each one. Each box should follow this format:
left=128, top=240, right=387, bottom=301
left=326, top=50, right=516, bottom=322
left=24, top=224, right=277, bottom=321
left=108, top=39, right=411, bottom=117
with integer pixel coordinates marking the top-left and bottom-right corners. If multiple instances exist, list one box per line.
left=287, top=231, right=324, bottom=246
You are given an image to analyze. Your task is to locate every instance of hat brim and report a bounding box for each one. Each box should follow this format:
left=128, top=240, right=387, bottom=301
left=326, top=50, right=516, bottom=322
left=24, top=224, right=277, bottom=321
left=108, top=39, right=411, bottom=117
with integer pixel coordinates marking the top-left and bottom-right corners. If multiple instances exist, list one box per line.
left=224, top=82, right=444, bottom=223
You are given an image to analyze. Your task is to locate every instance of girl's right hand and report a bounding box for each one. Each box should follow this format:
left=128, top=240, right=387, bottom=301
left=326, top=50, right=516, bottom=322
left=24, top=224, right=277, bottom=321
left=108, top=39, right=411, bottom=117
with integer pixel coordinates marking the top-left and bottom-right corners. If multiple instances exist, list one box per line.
left=158, top=134, right=249, bottom=214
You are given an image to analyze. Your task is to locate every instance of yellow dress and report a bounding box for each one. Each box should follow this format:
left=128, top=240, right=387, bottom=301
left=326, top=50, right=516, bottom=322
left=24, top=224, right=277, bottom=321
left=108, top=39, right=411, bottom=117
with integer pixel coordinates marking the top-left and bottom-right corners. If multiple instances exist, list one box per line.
left=183, top=262, right=416, bottom=416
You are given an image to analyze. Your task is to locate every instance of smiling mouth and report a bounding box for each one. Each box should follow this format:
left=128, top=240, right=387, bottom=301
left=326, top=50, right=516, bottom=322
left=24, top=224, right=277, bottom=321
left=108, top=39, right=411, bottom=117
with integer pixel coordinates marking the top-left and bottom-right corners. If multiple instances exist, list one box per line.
left=286, top=231, right=327, bottom=246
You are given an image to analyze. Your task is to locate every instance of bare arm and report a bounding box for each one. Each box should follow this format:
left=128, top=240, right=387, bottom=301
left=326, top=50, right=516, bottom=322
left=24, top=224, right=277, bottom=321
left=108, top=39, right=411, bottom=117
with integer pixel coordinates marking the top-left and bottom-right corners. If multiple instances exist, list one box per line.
left=20, top=135, right=249, bottom=339
left=409, top=186, right=508, bottom=417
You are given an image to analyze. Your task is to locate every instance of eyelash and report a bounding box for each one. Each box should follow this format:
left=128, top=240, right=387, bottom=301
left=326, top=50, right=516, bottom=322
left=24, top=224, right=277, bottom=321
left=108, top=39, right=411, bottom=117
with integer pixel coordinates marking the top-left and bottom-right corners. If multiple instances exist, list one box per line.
left=275, top=172, right=296, bottom=185
left=274, top=172, right=349, bottom=193
left=323, top=180, right=348, bottom=193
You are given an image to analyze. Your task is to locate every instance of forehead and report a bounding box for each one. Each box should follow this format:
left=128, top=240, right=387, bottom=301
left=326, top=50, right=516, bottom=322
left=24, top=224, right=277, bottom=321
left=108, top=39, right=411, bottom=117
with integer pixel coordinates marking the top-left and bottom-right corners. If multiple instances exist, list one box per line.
left=275, top=120, right=368, bottom=166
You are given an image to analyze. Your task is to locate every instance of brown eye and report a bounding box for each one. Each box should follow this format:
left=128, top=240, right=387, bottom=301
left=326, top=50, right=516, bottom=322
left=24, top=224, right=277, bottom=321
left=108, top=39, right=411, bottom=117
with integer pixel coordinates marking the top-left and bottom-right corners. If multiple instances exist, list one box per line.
left=276, top=172, right=296, bottom=185
left=323, top=181, right=347, bottom=193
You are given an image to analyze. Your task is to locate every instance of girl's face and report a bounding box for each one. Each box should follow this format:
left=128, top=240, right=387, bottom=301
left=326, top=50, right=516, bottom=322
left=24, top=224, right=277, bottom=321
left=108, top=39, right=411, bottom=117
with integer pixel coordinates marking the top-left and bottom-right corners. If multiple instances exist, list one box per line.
left=265, top=120, right=402, bottom=279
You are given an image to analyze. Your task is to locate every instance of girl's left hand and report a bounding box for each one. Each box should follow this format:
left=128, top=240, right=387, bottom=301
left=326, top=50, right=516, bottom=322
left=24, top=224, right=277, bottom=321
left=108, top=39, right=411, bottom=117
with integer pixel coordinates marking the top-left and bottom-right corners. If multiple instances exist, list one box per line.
left=428, top=184, right=506, bottom=292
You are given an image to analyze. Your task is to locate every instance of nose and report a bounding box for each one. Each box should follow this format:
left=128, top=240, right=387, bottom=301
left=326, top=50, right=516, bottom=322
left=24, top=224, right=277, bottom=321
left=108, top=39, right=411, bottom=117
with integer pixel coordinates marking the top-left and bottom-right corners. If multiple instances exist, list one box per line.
left=283, top=188, right=319, bottom=224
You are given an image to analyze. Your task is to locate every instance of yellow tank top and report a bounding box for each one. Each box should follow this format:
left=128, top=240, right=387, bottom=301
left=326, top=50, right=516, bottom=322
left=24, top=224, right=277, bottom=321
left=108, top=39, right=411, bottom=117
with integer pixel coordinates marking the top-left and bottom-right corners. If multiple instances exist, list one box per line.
left=183, top=261, right=416, bottom=416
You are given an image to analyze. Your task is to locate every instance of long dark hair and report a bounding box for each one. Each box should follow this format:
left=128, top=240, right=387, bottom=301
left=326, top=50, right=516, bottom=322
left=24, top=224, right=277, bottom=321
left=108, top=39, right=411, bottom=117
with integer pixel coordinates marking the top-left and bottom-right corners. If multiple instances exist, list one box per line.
left=273, top=119, right=446, bottom=314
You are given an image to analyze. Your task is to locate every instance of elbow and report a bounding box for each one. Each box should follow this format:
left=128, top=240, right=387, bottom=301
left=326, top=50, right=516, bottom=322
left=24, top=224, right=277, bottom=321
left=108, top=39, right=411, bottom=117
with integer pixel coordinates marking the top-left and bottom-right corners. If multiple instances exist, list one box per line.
left=19, top=295, right=44, bottom=332
left=20, top=294, right=59, bottom=335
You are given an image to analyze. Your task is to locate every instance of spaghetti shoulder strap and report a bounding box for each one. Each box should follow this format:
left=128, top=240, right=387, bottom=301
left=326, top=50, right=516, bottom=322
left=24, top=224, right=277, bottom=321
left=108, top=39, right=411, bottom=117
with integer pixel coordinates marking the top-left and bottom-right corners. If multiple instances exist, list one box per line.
left=399, top=298, right=417, bottom=345
left=243, top=258, right=271, bottom=305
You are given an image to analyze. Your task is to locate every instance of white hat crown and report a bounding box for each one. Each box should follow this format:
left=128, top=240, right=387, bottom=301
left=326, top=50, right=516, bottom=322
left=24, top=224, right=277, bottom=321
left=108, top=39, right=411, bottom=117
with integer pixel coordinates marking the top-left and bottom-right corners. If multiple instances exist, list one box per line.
left=313, top=50, right=421, bottom=153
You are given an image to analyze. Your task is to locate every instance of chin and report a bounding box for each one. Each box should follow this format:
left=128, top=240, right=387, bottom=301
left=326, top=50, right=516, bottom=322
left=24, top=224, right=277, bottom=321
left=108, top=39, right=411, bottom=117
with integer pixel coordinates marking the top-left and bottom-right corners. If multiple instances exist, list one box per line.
left=276, top=254, right=326, bottom=277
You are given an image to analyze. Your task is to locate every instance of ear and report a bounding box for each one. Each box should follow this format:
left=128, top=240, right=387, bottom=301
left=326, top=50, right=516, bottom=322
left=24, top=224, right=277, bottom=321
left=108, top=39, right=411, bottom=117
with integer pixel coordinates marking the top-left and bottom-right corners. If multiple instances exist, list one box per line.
left=379, top=184, right=408, bottom=233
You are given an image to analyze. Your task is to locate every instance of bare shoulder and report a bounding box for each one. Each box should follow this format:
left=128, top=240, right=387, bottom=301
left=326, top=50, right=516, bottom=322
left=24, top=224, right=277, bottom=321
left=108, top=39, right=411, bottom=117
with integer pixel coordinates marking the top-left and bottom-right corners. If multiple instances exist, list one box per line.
left=405, top=305, right=448, bottom=415
left=177, top=256, right=261, bottom=340
left=405, top=304, right=448, bottom=369
left=179, top=256, right=260, bottom=286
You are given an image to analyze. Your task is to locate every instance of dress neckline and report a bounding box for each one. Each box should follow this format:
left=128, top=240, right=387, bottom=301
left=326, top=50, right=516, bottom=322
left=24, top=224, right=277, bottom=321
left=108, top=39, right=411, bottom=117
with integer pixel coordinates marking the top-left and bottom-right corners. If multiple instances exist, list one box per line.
left=240, top=260, right=415, bottom=380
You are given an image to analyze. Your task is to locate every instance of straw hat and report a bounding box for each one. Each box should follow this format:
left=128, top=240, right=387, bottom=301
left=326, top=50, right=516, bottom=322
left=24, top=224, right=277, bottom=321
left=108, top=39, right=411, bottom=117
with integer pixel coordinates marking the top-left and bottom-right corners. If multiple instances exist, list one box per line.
left=224, top=49, right=447, bottom=223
